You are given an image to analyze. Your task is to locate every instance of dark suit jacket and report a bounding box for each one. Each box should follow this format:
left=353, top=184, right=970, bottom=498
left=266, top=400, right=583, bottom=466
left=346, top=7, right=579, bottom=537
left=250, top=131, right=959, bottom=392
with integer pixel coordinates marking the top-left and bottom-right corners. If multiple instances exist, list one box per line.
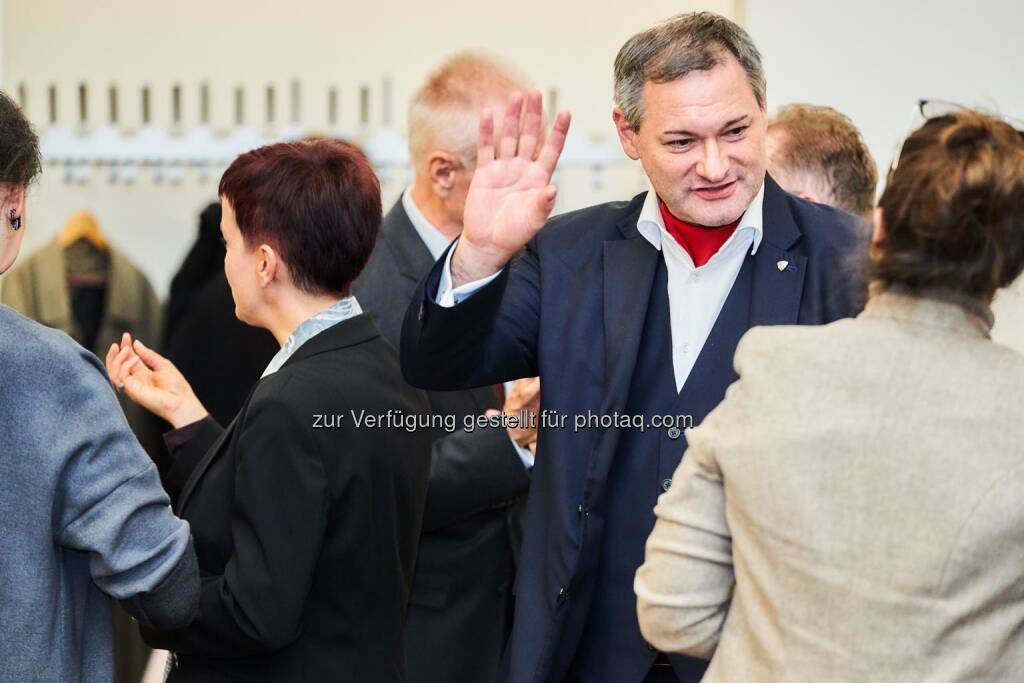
left=353, top=200, right=531, bottom=683
left=400, top=177, right=865, bottom=683
left=145, top=315, right=433, bottom=682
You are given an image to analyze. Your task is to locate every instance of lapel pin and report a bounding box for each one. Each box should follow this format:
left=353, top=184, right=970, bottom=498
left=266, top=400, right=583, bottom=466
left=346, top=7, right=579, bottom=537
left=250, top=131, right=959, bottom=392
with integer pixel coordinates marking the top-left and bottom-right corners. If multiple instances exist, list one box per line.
left=777, top=260, right=789, bottom=272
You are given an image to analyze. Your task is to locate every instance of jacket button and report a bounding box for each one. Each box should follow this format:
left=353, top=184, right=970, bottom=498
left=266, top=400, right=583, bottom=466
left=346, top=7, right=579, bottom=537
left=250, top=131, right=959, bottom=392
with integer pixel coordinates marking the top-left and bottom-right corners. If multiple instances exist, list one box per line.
left=667, top=426, right=681, bottom=440
left=557, top=586, right=570, bottom=604
left=577, top=503, right=589, bottom=519
left=662, top=478, right=672, bottom=492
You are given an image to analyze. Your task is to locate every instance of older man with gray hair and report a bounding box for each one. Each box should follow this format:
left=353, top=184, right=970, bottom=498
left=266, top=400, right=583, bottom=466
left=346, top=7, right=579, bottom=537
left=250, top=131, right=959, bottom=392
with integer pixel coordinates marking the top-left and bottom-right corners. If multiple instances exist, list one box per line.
left=354, top=52, right=539, bottom=683
left=400, top=13, right=864, bottom=683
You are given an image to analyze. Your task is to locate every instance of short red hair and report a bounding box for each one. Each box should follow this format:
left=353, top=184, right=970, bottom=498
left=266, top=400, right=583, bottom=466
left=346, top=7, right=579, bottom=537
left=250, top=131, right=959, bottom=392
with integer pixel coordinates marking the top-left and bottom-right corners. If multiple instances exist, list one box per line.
left=219, top=139, right=381, bottom=295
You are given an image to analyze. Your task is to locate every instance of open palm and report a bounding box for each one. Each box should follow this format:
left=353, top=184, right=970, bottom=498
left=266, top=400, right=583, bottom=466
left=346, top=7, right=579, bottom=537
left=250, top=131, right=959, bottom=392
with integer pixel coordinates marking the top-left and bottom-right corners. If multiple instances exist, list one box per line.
left=105, top=333, right=207, bottom=427
left=456, top=91, right=571, bottom=283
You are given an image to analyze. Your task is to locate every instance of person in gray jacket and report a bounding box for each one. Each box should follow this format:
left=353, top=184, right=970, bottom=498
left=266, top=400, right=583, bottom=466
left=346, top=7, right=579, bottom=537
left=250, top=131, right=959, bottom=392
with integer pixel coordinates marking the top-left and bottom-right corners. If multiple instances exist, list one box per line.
left=0, top=90, right=200, bottom=682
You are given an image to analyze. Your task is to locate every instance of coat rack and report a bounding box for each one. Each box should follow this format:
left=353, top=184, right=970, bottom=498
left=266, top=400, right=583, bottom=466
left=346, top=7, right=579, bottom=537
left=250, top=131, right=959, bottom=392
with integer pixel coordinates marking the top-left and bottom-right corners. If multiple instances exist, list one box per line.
left=30, top=81, right=628, bottom=186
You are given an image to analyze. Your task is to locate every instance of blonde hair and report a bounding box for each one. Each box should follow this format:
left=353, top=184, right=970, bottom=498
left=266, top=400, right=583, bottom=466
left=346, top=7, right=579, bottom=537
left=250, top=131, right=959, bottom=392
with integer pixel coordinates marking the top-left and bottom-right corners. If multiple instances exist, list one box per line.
left=768, top=104, right=877, bottom=217
left=407, top=52, right=530, bottom=171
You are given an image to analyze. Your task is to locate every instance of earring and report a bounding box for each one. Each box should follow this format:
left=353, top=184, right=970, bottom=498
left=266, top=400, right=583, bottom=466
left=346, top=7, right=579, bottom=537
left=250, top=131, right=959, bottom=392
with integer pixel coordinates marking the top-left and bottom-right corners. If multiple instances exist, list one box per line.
left=8, top=208, right=20, bottom=231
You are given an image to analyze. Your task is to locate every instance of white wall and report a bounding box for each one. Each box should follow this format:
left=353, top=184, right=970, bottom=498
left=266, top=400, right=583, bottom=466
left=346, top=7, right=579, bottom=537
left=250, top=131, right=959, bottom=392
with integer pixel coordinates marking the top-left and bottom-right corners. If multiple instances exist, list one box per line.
left=747, top=0, right=1022, bottom=184
left=747, top=0, right=1024, bottom=350
left=1, top=0, right=736, bottom=297
left=6, top=1, right=1019, bottom=303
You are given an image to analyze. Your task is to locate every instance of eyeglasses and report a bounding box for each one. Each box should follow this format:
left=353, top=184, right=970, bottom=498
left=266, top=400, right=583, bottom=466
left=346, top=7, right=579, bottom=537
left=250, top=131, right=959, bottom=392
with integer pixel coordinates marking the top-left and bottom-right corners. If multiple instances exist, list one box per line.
left=889, top=99, right=1024, bottom=174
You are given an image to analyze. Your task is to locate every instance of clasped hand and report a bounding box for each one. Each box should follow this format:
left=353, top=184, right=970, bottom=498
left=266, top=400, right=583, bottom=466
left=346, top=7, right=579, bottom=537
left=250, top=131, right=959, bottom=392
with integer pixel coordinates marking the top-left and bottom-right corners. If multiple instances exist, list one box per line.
left=486, top=377, right=541, bottom=455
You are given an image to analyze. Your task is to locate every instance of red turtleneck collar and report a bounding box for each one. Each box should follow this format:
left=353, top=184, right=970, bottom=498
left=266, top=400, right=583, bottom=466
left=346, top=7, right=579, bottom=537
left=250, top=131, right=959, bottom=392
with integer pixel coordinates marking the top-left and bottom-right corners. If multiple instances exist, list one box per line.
left=658, top=199, right=740, bottom=268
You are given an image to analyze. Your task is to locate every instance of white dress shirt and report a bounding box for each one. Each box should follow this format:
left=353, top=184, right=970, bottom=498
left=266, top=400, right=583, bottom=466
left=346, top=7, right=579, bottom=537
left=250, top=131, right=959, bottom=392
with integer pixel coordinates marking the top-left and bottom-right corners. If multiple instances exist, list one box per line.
left=436, top=183, right=765, bottom=393
left=405, top=188, right=535, bottom=468
left=636, top=184, right=764, bottom=390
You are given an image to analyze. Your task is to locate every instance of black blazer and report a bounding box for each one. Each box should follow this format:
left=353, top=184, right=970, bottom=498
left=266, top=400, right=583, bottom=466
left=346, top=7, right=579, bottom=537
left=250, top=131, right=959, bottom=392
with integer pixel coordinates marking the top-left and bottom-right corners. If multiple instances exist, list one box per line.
left=353, top=200, right=531, bottom=683
left=145, top=315, right=432, bottom=682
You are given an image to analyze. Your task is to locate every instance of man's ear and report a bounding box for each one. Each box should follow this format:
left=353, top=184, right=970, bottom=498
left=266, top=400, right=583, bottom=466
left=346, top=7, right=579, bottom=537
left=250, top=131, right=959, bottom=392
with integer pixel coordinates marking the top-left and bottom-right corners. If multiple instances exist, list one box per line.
left=256, top=244, right=280, bottom=287
left=613, top=109, right=641, bottom=161
left=427, top=152, right=460, bottom=197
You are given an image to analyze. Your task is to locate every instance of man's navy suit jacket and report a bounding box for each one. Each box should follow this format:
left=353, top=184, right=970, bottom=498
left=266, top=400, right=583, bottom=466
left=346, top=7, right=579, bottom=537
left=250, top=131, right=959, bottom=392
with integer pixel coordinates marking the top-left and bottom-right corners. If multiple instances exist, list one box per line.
left=401, top=176, right=866, bottom=682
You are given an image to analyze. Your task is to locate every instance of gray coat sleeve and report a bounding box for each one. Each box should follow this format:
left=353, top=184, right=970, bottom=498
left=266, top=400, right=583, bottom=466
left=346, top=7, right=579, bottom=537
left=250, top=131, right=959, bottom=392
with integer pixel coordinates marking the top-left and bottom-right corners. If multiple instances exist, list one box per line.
left=53, top=347, right=199, bottom=632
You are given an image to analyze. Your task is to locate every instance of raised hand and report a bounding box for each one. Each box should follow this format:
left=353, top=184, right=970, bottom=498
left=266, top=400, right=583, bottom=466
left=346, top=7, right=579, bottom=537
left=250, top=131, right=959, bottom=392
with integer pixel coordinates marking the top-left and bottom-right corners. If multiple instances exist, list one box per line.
left=452, top=90, right=571, bottom=286
left=105, top=332, right=208, bottom=428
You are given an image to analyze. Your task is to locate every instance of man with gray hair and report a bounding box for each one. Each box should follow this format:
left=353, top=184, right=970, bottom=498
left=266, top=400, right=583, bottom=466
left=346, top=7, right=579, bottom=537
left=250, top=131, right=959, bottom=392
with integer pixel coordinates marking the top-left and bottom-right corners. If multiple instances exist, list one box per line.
left=354, top=52, right=538, bottom=683
left=401, top=13, right=863, bottom=683
left=767, top=103, right=878, bottom=219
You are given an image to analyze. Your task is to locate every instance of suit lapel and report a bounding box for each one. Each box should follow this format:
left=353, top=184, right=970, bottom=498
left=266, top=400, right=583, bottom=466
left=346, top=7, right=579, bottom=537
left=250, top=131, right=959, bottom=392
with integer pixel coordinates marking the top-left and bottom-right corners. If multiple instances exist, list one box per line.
left=600, top=238, right=660, bottom=418
left=749, top=243, right=806, bottom=326
left=675, top=178, right=806, bottom=424
left=583, top=208, right=659, bottom=497
left=174, top=316, right=382, bottom=514
left=279, top=314, right=380, bottom=372
left=749, top=176, right=807, bottom=327
left=383, top=200, right=440, bottom=285
left=175, top=412, right=242, bottom=514
left=672, top=255, right=754, bottom=427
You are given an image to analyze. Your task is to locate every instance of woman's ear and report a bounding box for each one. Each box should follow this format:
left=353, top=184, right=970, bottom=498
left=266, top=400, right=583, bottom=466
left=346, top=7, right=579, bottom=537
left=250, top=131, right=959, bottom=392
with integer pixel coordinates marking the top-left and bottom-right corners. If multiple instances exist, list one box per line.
left=256, top=244, right=279, bottom=287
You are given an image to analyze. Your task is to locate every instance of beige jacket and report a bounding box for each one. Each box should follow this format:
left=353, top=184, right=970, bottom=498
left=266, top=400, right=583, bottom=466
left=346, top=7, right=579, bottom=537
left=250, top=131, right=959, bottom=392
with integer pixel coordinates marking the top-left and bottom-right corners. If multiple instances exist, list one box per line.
left=992, top=275, right=1024, bottom=354
left=1, top=239, right=163, bottom=459
left=0, top=239, right=161, bottom=353
left=636, top=289, right=1024, bottom=682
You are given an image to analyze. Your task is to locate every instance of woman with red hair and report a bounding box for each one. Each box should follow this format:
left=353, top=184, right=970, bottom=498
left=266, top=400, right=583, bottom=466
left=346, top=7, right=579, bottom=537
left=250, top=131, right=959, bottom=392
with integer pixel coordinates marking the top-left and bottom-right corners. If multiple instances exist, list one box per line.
left=108, top=139, right=432, bottom=682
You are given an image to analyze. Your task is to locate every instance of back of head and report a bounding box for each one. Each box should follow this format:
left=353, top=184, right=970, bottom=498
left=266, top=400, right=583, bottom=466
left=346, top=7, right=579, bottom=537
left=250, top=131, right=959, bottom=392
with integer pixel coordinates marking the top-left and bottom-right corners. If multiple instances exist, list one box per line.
left=613, top=11, right=765, bottom=131
left=407, top=52, right=530, bottom=170
left=0, top=90, right=40, bottom=189
left=768, top=104, right=877, bottom=217
left=875, top=110, right=1024, bottom=299
left=218, top=138, right=381, bottom=296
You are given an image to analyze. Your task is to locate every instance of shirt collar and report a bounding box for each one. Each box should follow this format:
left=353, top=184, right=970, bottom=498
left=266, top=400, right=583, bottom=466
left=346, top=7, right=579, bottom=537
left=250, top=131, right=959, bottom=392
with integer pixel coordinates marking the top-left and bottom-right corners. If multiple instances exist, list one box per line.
left=636, top=179, right=765, bottom=256
left=261, top=296, right=363, bottom=378
left=402, top=188, right=453, bottom=261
